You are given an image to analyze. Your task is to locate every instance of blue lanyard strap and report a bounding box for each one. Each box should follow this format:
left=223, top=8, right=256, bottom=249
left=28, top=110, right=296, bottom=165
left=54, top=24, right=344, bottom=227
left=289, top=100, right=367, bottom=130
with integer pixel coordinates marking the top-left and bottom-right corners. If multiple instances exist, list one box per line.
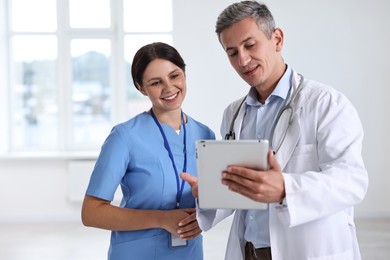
left=150, top=109, right=187, bottom=208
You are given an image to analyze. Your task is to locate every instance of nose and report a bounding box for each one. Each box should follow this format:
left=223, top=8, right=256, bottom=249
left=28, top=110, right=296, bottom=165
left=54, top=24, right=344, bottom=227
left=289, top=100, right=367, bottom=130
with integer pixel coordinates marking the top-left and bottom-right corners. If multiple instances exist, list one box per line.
left=163, top=78, right=176, bottom=92
left=165, top=79, right=174, bottom=89
left=238, top=50, right=251, bottom=67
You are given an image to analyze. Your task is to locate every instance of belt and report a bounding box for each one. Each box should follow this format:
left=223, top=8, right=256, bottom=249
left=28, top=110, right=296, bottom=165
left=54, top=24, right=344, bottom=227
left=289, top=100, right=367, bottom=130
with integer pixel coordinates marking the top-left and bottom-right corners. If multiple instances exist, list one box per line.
left=245, top=242, right=272, bottom=260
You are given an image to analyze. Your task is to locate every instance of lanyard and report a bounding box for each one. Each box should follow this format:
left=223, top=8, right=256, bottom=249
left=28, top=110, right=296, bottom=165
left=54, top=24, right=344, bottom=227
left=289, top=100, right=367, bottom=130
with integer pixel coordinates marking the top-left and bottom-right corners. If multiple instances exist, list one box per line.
left=150, top=109, right=187, bottom=209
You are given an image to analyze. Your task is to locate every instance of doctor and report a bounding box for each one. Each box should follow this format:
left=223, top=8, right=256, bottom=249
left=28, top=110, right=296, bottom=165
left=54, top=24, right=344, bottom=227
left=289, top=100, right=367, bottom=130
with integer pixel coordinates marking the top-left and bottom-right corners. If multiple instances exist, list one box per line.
left=181, top=1, right=368, bottom=259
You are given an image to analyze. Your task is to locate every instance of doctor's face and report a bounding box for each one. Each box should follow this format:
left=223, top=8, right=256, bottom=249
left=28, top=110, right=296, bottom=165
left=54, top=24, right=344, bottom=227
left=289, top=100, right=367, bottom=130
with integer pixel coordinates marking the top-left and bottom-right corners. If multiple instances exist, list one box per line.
left=138, top=58, right=186, bottom=115
left=220, top=17, right=284, bottom=95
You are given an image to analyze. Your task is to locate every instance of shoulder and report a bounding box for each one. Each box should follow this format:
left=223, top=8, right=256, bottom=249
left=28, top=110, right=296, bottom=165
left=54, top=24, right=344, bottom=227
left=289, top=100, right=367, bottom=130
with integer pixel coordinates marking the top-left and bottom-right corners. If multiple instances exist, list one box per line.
left=290, top=70, right=352, bottom=109
left=186, top=115, right=213, bottom=132
left=186, top=115, right=215, bottom=138
left=293, top=76, right=360, bottom=126
left=111, top=112, right=151, bottom=137
left=228, top=96, right=247, bottom=108
left=302, top=78, right=352, bottom=108
left=224, top=96, right=247, bottom=114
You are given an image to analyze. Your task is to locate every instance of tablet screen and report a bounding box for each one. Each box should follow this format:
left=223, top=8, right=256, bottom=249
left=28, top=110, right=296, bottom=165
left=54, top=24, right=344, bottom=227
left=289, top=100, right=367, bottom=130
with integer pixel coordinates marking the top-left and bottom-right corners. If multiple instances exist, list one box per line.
left=196, top=140, right=269, bottom=210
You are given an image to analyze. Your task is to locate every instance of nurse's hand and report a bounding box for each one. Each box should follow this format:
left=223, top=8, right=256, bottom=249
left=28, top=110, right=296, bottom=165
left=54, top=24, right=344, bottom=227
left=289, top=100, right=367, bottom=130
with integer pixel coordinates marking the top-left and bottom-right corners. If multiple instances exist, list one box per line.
left=162, top=208, right=201, bottom=240
left=177, top=208, right=202, bottom=240
left=180, top=172, right=198, bottom=198
left=221, top=150, right=286, bottom=203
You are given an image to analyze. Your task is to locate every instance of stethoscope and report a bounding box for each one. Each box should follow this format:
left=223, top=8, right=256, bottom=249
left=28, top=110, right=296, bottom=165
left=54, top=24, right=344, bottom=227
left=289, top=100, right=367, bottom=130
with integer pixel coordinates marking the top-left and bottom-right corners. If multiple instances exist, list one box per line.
left=224, top=75, right=305, bottom=154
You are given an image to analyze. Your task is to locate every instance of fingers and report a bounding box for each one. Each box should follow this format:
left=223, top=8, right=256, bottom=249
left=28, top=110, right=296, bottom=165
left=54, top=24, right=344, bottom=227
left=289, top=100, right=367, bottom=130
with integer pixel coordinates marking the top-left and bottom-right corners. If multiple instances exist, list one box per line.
left=221, top=172, right=263, bottom=201
left=180, top=172, right=199, bottom=198
left=268, top=149, right=281, bottom=172
left=222, top=167, right=259, bottom=186
left=177, top=221, right=202, bottom=240
left=177, top=212, right=202, bottom=240
left=178, top=209, right=196, bottom=226
left=221, top=167, right=260, bottom=198
left=221, top=152, right=285, bottom=203
left=174, top=209, right=201, bottom=240
left=180, top=172, right=198, bottom=186
left=181, top=208, right=196, bottom=214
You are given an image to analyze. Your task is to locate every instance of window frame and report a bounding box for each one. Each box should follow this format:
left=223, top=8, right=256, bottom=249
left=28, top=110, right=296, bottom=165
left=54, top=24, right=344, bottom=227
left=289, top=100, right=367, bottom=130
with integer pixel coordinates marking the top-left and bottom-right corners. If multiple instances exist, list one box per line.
left=2, top=0, right=172, bottom=156
left=0, top=0, right=10, bottom=154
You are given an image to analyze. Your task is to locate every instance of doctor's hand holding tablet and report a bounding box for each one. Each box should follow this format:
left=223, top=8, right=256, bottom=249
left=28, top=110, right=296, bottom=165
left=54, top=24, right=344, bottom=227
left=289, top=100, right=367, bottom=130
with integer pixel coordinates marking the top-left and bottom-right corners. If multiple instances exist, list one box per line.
left=180, top=139, right=286, bottom=209
left=220, top=149, right=285, bottom=204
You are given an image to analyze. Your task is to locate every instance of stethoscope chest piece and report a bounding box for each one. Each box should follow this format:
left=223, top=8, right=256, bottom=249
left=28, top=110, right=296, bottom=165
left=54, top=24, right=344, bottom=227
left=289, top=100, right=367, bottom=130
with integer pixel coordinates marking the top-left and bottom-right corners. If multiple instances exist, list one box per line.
left=225, top=131, right=235, bottom=140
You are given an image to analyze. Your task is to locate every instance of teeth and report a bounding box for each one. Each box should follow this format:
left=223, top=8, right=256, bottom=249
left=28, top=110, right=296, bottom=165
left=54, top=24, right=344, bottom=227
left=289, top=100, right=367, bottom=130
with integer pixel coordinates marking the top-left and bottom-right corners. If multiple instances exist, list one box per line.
left=163, top=93, right=178, bottom=100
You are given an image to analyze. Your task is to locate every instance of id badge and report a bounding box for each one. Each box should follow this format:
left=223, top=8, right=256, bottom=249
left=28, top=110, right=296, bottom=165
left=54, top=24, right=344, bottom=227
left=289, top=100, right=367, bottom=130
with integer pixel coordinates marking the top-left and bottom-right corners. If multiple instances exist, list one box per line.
left=169, top=234, right=187, bottom=248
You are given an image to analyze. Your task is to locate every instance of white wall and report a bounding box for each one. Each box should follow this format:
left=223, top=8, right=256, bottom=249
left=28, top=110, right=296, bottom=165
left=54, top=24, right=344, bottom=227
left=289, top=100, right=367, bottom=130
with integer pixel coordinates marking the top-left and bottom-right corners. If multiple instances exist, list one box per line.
left=0, top=0, right=389, bottom=222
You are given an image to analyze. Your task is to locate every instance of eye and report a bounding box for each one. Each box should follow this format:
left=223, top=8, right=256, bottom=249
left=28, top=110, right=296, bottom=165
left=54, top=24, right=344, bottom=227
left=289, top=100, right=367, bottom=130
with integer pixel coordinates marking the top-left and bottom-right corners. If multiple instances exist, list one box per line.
left=171, top=73, right=179, bottom=79
left=227, top=50, right=237, bottom=57
left=149, top=80, right=161, bottom=87
left=245, top=41, right=256, bottom=49
left=170, top=71, right=184, bottom=81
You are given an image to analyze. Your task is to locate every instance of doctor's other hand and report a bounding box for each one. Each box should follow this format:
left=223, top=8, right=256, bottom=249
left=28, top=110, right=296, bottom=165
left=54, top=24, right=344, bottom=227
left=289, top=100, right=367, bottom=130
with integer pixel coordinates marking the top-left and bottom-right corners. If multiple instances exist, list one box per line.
left=180, top=172, right=199, bottom=198
left=221, top=150, right=285, bottom=203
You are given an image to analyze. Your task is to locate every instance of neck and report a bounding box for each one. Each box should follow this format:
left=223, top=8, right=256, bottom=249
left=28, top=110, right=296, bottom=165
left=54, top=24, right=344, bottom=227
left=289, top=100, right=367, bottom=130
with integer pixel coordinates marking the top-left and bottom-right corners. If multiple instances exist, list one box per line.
left=256, top=63, right=287, bottom=104
left=150, top=108, right=183, bottom=130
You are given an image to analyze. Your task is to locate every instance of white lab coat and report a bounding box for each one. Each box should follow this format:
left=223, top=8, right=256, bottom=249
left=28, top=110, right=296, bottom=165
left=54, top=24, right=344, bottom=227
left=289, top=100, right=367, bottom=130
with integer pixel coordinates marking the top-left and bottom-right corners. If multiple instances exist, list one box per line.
left=197, top=70, right=368, bottom=260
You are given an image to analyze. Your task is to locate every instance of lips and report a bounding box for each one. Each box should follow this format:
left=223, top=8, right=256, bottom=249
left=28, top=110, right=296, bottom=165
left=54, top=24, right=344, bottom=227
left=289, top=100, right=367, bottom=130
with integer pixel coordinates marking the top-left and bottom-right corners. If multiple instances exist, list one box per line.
left=162, top=92, right=179, bottom=101
left=243, top=65, right=259, bottom=76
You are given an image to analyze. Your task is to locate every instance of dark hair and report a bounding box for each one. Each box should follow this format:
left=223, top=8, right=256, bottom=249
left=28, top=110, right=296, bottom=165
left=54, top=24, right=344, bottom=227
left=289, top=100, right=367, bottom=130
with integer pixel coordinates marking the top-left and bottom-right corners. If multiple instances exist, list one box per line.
left=131, top=42, right=186, bottom=89
left=215, top=1, right=275, bottom=40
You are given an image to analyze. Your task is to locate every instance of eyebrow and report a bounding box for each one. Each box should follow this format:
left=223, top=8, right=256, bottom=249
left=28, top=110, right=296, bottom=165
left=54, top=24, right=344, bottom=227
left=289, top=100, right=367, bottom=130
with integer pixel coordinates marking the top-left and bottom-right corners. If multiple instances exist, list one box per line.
left=169, top=68, right=181, bottom=75
left=146, top=77, right=160, bottom=84
left=225, top=37, right=252, bottom=52
left=145, top=68, right=181, bottom=83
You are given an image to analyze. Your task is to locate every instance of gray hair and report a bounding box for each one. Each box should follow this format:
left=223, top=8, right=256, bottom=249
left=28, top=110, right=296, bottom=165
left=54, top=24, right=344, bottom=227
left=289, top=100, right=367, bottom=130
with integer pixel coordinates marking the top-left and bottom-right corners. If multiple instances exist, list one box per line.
left=215, top=1, right=276, bottom=40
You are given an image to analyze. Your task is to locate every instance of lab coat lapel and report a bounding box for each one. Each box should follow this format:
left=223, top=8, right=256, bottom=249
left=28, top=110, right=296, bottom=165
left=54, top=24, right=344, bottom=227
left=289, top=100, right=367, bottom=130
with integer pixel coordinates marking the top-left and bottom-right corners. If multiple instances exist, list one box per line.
left=273, top=114, right=300, bottom=170
left=234, top=101, right=247, bottom=140
left=273, top=71, right=305, bottom=170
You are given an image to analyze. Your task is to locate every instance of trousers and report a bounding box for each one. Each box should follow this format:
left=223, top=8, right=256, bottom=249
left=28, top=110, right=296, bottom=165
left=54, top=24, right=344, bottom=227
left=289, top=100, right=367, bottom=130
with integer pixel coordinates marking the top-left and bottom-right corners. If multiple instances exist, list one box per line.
left=244, top=242, right=272, bottom=260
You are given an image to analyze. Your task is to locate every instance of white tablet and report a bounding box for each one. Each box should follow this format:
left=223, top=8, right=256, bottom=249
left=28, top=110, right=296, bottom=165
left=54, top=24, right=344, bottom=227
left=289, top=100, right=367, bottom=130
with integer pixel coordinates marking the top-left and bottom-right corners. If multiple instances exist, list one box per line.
left=196, top=139, right=269, bottom=210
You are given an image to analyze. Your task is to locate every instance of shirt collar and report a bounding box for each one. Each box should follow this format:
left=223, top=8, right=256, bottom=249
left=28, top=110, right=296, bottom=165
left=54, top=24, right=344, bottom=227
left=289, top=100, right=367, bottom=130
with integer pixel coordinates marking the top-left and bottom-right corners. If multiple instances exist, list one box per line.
left=246, top=65, right=292, bottom=106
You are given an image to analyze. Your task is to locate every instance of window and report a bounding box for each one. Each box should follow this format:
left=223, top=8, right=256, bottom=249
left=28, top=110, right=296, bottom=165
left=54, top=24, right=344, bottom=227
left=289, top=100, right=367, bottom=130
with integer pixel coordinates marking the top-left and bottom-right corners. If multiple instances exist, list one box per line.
left=4, top=0, right=173, bottom=152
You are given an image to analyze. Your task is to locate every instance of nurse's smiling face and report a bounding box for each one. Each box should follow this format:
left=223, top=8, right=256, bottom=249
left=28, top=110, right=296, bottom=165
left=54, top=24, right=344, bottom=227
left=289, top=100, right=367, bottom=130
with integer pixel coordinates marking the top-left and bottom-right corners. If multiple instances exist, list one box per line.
left=138, top=58, right=186, bottom=115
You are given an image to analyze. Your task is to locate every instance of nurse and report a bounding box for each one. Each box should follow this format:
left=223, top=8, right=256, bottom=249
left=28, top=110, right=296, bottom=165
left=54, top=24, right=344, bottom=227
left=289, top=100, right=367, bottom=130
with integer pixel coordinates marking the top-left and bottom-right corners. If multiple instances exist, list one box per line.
left=82, top=42, right=215, bottom=259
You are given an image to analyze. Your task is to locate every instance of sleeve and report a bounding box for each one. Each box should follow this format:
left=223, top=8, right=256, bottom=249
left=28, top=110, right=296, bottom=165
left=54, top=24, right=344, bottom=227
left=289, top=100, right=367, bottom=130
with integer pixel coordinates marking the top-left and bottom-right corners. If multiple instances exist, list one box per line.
left=85, top=126, right=130, bottom=201
left=276, top=89, right=369, bottom=227
left=196, top=202, right=235, bottom=231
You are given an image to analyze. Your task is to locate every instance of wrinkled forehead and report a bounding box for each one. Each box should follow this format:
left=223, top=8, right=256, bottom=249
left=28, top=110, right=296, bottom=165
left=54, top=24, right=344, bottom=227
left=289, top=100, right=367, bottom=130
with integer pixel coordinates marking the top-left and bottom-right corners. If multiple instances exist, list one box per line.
left=219, top=18, right=265, bottom=50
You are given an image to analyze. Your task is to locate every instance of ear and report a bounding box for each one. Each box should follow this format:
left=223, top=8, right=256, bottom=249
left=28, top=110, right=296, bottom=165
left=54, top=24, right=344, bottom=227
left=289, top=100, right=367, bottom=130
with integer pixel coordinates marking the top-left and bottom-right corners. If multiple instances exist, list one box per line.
left=136, top=83, right=147, bottom=96
left=274, top=28, right=284, bottom=52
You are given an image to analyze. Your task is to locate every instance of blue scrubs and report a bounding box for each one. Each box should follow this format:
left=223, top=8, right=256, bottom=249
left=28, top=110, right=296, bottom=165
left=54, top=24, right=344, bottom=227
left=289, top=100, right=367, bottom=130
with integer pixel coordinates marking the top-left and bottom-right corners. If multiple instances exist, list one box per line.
left=86, top=111, right=215, bottom=260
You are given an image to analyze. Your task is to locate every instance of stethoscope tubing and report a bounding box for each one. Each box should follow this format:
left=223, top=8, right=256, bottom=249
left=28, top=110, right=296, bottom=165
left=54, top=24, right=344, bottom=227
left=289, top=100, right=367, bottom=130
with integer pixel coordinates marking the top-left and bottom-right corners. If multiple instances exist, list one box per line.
left=225, top=74, right=305, bottom=154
